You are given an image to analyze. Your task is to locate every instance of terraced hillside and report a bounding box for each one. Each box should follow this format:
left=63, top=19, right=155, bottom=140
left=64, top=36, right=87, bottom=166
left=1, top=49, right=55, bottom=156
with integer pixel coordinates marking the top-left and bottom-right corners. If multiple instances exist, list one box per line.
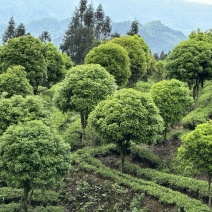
left=1, top=142, right=211, bottom=211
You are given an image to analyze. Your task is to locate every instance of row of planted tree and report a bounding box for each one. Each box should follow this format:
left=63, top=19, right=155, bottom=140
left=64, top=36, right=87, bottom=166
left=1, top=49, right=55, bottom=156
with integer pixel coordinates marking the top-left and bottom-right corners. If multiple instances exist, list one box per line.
left=0, top=1, right=212, bottom=211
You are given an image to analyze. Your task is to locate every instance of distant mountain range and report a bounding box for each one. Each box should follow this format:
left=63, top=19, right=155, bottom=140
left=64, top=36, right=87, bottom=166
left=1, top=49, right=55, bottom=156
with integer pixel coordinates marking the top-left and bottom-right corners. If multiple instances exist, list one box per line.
left=0, top=0, right=211, bottom=53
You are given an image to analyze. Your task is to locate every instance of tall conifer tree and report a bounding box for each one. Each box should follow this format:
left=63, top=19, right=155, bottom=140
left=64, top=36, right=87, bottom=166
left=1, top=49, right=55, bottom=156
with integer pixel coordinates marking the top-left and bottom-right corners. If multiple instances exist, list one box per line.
left=2, top=16, right=16, bottom=43
left=15, top=23, right=26, bottom=37
left=60, top=0, right=112, bottom=64
left=127, top=19, right=139, bottom=36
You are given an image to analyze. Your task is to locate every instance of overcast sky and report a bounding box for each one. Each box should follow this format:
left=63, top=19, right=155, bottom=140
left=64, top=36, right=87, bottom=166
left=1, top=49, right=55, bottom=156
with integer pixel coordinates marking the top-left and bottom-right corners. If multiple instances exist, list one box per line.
left=186, top=0, right=212, bottom=4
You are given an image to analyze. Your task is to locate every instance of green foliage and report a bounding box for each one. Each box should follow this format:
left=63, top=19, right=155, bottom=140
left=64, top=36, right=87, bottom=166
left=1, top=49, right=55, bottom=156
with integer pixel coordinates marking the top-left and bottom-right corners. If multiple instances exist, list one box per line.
left=63, top=118, right=83, bottom=151
left=42, top=42, right=66, bottom=87
left=123, top=162, right=209, bottom=200
left=54, top=64, right=117, bottom=146
left=0, top=35, right=47, bottom=94
left=0, top=187, right=59, bottom=205
left=30, top=206, right=65, bottom=212
left=85, top=43, right=131, bottom=87
left=54, top=64, right=116, bottom=114
left=166, top=39, right=212, bottom=99
left=0, top=203, right=22, bottom=212
left=15, top=23, right=26, bottom=37
left=89, top=88, right=164, bottom=145
left=151, top=60, right=166, bottom=82
left=39, top=31, right=51, bottom=43
left=150, top=79, right=192, bottom=137
left=127, top=19, right=139, bottom=36
left=0, top=204, right=65, bottom=212
left=60, top=0, right=112, bottom=64
left=133, top=34, right=151, bottom=70
left=62, top=168, right=144, bottom=211
left=130, top=193, right=147, bottom=212
left=0, top=120, right=71, bottom=188
left=134, top=81, right=153, bottom=93
left=109, top=35, right=147, bottom=87
left=0, top=120, right=71, bottom=210
left=72, top=151, right=211, bottom=212
left=0, top=95, right=49, bottom=135
left=189, top=29, right=212, bottom=43
left=182, top=80, right=212, bottom=130
left=0, top=65, right=33, bottom=98
left=61, top=53, right=74, bottom=70
left=2, top=17, right=27, bottom=43
left=88, top=88, right=164, bottom=172
left=130, top=143, right=162, bottom=168
left=178, top=121, right=212, bottom=206
left=2, top=16, right=16, bottom=43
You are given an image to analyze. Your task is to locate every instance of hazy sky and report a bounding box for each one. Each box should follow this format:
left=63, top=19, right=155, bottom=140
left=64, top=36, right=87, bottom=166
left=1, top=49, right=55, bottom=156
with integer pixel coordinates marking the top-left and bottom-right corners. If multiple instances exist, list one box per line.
left=186, top=0, right=212, bottom=4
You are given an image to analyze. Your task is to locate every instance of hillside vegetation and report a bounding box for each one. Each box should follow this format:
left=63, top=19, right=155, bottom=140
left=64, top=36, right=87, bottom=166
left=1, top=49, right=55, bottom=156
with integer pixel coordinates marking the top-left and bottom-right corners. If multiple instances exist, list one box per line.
left=0, top=1, right=212, bottom=211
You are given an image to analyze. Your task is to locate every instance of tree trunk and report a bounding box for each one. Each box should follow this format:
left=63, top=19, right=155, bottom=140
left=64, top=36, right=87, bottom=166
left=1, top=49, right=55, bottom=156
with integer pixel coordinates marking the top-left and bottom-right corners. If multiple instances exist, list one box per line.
left=23, top=183, right=30, bottom=212
left=196, top=78, right=199, bottom=99
left=163, top=128, right=167, bottom=140
left=200, top=78, right=204, bottom=88
left=33, top=85, right=38, bottom=95
left=208, top=174, right=212, bottom=207
left=80, top=113, right=87, bottom=147
left=120, top=144, right=124, bottom=173
left=193, top=78, right=199, bottom=100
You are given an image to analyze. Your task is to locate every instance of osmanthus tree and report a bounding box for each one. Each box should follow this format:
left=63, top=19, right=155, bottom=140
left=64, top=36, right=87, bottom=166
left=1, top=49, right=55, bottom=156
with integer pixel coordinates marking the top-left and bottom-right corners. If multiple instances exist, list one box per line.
left=85, top=43, right=131, bottom=87
left=88, top=88, right=164, bottom=172
left=109, top=35, right=147, bottom=87
left=134, top=34, right=152, bottom=70
left=165, top=39, right=212, bottom=99
left=150, top=79, right=192, bottom=139
left=0, top=95, right=49, bottom=135
left=42, top=42, right=67, bottom=88
left=0, top=35, right=47, bottom=94
left=189, top=28, right=212, bottom=43
left=0, top=65, right=33, bottom=98
left=0, top=120, right=71, bottom=212
left=61, top=53, right=74, bottom=70
left=53, top=64, right=117, bottom=145
left=178, top=121, right=212, bottom=207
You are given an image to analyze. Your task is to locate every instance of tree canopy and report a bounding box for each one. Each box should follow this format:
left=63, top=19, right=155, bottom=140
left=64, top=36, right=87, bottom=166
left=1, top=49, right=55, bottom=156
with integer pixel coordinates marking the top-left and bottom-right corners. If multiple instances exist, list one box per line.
left=109, top=35, right=147, bottom=87
left=2, top=16, right=16, bottom=43
left=150, top=79, right=192, bottom=139
left=127, top=19, right=139, bottom=36
left=166, top=39, right=212, bottom=99
left=39, top=31, right=51, bottom=43
left=15, top=23, right=26, bottom=37
left=54, top=64, right=117, bottom=144
left=0, top=35, right=47, bottom=94
left=88, top=88, right=164, bottom=171
left=189, top=28, right=212, bottom=43
left=0, top=95, right=49, bottom=135
left=2, top=17, right=27, bottom=43
left=182, top=80, right=212, bottom=130
left=43, top=42, right=66, bottom=87
left=60, top=0, right=112, bottom=64
left=85, top=43, right=131, bottom=87
left=178, top=121, right=212, bottom=207
left=0, top=65, right=33, bottom=98
left=0, top=120, right=71, bottom=211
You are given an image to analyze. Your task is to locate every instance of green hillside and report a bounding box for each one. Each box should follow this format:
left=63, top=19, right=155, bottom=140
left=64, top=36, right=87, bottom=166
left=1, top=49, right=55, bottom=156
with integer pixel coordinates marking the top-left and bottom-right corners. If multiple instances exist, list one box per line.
left=0, top=9, right=212, bottom=211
